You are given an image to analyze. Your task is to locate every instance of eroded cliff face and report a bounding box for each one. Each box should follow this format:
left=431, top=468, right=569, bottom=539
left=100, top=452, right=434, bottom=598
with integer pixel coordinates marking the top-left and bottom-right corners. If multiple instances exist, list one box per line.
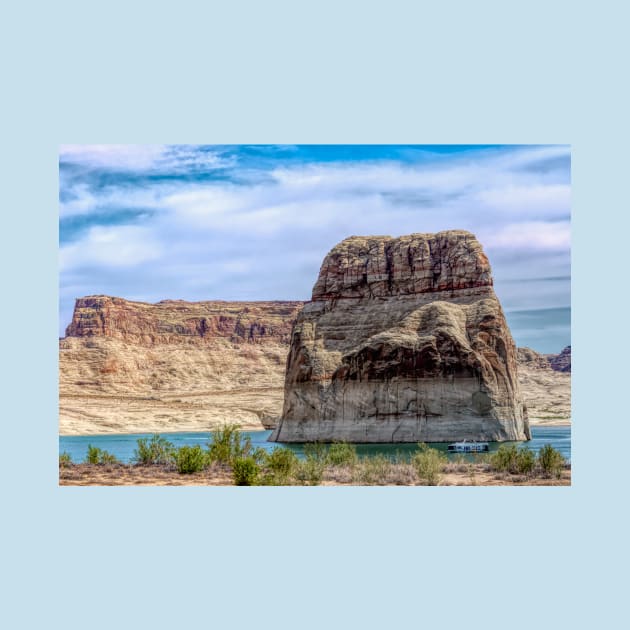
left=59, top=297, right=303, bottom=435
left=271, top=231, right=530, bottom=442
left=66, top=296, right=299, bottom=345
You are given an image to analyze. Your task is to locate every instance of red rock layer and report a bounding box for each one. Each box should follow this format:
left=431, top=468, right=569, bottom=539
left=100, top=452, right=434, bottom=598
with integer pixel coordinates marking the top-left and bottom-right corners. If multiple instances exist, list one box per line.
left=65, top=296, right=304, bottom=346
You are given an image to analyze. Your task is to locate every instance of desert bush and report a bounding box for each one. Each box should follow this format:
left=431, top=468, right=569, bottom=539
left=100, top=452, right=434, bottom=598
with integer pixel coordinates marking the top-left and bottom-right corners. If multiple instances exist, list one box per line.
left=85, top=445, right=100, bottom=464
left=85, top=445, right=118, bottom=465
left=325, top=442, right=358, bottom=467
left=100, top=451, right=118, bottom=464
left=59, top=452, right=72, bottom=467
left=207, top=424, right=253, bottom=465
left=413, top=443, right=447, bottom=485
left=251, top=447, right=269, bottom=466
left=303, top=442, right=328, bottom=463
left=266, top=447, right=299, bottom=477
left=232, top=457, right=260, bottom=486
left=133, top=434, right=175, bottom=465
left=445, top=454, right=469, bottom=473
left=353, top=455, right=392, bottom=485
left=294, top=458, right=325, bottom=485
left=538, top=444, right=565, bottom=478
left=516, top=447, right=536, bottom=476
left=292, top=442, right=330, bottom=485
left=174, top=445, right=207, bottom=474
left=490, top=445, right=520, bottom=473
left=472, top=452, right=492, bottom=468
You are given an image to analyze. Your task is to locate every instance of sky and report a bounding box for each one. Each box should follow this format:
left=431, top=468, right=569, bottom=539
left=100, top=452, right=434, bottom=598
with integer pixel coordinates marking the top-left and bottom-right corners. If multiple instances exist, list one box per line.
left=59, top=144, right=570, bottom=353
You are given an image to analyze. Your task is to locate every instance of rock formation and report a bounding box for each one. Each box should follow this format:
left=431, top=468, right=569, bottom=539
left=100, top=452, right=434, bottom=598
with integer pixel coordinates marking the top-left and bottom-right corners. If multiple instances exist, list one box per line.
left=65, top=296, right=300, bottom=345
left=517, top=346, right=571, bottom=373
left=548, top=345, right=571, bottom=373
left=271, top=230, right=531, bottom=442
left=516, top=346, right=571, bottom=422
left=59, top=297, right=303, bottom=435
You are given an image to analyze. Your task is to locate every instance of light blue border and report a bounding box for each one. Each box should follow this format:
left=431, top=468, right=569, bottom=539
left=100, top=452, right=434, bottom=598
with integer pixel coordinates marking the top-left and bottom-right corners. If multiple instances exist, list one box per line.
left=3, top=2, right=624, bottom=629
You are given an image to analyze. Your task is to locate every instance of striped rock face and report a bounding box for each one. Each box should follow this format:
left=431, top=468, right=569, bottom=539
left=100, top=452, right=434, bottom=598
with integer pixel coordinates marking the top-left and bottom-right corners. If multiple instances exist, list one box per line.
left=271, top=230, right=530, bottom=443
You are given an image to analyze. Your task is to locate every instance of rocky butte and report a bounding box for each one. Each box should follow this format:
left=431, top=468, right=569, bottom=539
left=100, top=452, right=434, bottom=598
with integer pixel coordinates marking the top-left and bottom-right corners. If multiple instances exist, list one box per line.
left=270, top=230, right=531, bottom=443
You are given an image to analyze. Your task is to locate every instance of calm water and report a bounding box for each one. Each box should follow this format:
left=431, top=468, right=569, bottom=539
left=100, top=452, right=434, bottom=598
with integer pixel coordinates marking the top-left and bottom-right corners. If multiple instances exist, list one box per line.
left=59, top=425, right=570, bottom=464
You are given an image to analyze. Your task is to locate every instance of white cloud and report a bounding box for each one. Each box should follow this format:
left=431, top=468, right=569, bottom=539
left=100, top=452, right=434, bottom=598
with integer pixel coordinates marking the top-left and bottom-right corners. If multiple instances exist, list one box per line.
left=60, top=225, right=162, bottom=270
left=59, top=144, right=234, bottom=172
left=59, top=145, right=168, bottom=170
left=476, top=184, right=570, bottom=215
left=59, top=145, right=571, bottom=347
left=483, top=221, right=571, bottom=251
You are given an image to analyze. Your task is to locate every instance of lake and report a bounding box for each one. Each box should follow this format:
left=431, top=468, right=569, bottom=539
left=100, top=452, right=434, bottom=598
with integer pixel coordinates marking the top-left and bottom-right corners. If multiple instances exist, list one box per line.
left=59, top=425, right=571, bottom=464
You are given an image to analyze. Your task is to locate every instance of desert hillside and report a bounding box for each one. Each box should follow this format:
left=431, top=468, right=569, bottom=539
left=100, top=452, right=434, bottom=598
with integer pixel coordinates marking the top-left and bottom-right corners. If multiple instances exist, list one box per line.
left=516, top=346, right=571, bottom=424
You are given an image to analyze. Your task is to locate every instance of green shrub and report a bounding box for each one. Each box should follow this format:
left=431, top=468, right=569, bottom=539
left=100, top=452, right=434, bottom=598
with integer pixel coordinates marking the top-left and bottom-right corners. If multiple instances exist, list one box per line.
left=325, top=442, right=358, bottom=467
left=266, top=447, right=299, bottom=477
left=490, top=444, right=519, bottom=473
left=303, top=442, right=327, bottom=464
left=516, top=447, right=536, bottom=476
left=290, top=442, right=329, bottom=485
left=232, top=457, right=260, bottom=486
left=208, top=424, right=253, bottom=465
left=85, top=445, right=118, bottom=465
left=133, top=434, right=175, bottom=465
left=85, top=445, right=100, bottom=464
left=100, top=451, right=119, bottom=464
left=174, top=445, right=207, bottom=474
left=251, top=447, right=269, bottom=466
left=59, top=452, right=72, bottom=466
left=538, top=444, right=565, bottom=478
left=353, top=455, right=392, bottom=485
left=294, top=458, right=325, bottom=485
left=413, top=443, right=446, bottom=485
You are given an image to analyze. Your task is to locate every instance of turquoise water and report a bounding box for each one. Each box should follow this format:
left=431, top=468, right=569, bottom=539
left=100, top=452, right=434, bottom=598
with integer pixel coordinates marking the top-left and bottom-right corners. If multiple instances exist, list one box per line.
left=59, top=425, right=570, bottom=464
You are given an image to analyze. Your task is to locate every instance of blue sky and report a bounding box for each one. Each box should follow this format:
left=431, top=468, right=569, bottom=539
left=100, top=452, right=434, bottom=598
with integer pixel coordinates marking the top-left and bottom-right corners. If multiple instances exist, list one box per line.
left=59, top=144, right=570, bottom=352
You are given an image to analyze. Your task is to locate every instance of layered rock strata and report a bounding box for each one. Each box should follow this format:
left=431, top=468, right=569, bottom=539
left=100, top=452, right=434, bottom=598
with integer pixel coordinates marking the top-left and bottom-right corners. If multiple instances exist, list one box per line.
left=271, top=231, right=531, bottom=443
left=59, top=297, right=303, bottom=435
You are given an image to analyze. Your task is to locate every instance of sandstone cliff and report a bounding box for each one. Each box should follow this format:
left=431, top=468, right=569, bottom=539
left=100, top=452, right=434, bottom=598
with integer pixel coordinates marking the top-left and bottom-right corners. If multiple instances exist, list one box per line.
left=59, top=297, right=303, bottom=435
left=271, top=231, right=531, bottom=442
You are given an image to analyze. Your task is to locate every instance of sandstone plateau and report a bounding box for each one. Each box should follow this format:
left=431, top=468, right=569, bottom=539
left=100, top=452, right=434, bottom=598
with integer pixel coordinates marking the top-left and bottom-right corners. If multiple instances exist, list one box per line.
left=59, top=297, right=303, bottom=435
left=270, top=231, right=531, bottom=442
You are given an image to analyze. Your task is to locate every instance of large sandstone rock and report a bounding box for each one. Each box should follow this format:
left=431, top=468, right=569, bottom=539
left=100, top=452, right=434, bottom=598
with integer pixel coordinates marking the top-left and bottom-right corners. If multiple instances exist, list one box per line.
left=271, top=231, right=530, bottom=443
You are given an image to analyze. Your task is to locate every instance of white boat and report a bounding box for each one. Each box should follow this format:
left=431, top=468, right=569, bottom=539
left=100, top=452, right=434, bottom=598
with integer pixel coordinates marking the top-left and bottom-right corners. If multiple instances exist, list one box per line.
left=447, top=440, right=489, bottom=453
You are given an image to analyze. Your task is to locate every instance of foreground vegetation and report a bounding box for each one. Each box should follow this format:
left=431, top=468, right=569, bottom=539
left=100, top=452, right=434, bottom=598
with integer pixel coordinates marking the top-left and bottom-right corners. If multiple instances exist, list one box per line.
left=59, top=425, right=570, bottom=486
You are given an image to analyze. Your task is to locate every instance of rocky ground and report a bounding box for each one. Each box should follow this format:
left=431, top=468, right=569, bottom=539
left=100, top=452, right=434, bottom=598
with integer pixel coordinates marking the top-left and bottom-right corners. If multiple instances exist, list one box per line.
left=59, top=462, right=571, bottom=486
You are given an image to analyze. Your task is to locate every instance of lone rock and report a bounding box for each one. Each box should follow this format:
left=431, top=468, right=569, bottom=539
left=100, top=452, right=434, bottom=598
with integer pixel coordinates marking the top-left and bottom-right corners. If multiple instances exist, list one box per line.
left=270, top=230, right=530, bottom=442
